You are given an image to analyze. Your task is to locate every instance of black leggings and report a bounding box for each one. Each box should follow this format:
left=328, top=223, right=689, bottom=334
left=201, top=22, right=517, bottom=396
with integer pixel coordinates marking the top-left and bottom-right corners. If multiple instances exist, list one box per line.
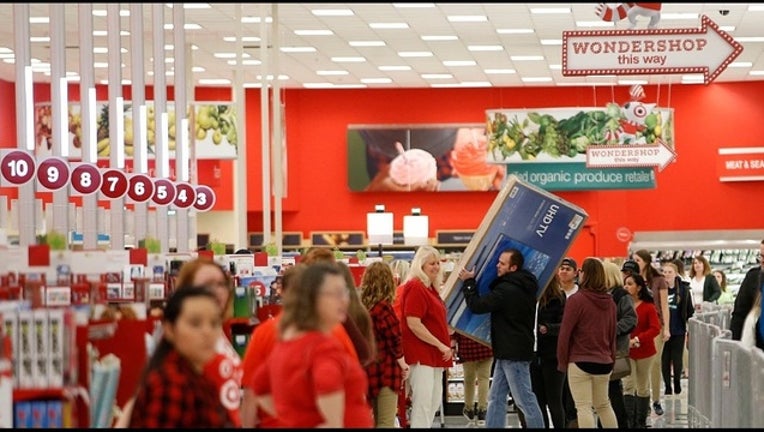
left=530, top=356, right=566, bottom=428
left=662, top=334, right=685, bottom=392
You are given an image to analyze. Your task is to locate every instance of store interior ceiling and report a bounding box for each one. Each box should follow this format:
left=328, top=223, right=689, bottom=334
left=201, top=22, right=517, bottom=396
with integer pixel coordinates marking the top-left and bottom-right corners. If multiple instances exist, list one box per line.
left=0, top=3, right=763, bottom=89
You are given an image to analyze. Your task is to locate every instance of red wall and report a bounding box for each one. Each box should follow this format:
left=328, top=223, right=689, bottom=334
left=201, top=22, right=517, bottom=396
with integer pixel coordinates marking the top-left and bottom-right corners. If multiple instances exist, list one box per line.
left=245, top=83, right=764, bottom=260
left=3, top=78, right=764, bottom=260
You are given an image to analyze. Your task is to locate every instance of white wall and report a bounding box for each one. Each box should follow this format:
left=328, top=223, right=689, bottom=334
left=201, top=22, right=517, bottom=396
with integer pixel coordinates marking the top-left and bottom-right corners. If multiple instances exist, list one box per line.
left=195, top=210, right=242, bottom=249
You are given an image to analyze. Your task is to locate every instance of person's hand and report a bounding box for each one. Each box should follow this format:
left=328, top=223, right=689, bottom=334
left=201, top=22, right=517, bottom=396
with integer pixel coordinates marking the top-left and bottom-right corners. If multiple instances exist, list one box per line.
left=438, top=343, right=453, bottom=361
left=458, top=266, right=475, bottom=281
left=400, top=363, right=410, bottom=381
left=662, top=328, right=671, bottom=341
left=538, top=324, right=548, bottom=335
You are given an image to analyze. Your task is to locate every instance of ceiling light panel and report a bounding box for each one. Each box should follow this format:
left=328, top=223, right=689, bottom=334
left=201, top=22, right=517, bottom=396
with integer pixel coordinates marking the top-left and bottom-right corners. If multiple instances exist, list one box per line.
left=398, top=51, right=433, bottom=58
left=447, top=15, right=488, bottom=23
left=349, top=41, right=386, bottom=47
left=393, top=3, right=435, bottom=8
left=422, top=35, right=459, bottom=41
left=294, top=29, right=334, bottom=36
left=311, top=9, right=354, bottom=17
left=443, top=60, right=476, bottom=67
left=369, top=22, right=409, bottom=29
left=468, top=45, right=503, bottom=52
left=331, top=57, right=366, bottom=63
left=530, top=7, right=571, bottom=14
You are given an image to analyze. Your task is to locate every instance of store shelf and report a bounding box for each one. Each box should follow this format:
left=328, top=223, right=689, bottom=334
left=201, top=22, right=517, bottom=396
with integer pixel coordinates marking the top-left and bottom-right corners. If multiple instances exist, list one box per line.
left=12, top=387, right=67, bottom=402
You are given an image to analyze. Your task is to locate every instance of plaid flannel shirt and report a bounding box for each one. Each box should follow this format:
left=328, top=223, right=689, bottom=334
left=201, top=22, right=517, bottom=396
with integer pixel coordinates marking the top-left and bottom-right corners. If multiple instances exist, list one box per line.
left=453, top=332, right=493, bottom=363
left=365, top=300, right=404, bottom=399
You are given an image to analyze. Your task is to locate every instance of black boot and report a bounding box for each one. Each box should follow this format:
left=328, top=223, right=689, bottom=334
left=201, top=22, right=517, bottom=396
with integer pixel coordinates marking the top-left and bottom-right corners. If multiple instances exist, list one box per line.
left=636, top=396, right=650, bottom=429
left=674, top=378, right=682, bottom=395
left=623, top=395, right=636, bottom=429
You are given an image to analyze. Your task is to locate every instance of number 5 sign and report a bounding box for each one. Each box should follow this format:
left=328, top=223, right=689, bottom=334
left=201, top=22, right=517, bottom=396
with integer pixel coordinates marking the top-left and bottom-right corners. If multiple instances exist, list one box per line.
left=0, top=149, right=36, bottom=187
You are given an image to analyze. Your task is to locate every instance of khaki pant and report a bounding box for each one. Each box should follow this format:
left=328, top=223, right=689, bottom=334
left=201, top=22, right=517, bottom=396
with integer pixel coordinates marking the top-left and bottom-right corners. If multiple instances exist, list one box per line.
left=371, top=386, right=398, bottom=428
left=567, top=363, right=618, bottom=429
left=623, top=356, right=655, bottom=398
left=650, top=333, right=666, bottom=402
left=462, top=358, right=493, bottom=411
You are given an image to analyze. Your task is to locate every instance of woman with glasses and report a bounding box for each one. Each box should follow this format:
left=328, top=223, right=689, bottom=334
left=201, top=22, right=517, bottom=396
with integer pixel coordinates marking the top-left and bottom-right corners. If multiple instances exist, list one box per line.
left=248, top=263, right=373, bottom=428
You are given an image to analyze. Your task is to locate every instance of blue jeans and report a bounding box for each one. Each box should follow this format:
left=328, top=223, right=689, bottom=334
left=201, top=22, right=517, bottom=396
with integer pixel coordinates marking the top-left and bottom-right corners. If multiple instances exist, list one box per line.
left=486, top=359, right=545, bottom=428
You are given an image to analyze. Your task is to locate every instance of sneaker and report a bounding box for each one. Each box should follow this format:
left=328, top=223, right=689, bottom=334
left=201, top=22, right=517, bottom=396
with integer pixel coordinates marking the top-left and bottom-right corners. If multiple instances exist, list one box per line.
left=463, top=407, right=475, bottom=423
left=477, top=409, right=486, bottom=426
left=653, top=401, right=664, bottom=416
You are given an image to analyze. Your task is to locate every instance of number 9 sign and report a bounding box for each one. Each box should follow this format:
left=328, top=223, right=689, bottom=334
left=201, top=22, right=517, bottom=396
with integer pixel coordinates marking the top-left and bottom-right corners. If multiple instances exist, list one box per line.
left=0, top=150, right=36, bottom=187
left=36, top=157, right=71, bottom=191
left=194, top=185, right=216, bottom=212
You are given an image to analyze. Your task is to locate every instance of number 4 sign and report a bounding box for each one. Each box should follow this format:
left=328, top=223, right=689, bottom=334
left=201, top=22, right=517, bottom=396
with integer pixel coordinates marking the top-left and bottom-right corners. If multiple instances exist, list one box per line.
left=173, top=182, right=196, bottom=209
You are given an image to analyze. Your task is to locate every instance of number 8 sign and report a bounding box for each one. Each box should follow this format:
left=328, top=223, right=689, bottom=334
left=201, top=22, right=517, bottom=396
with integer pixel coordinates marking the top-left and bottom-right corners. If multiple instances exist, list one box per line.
left=71, top=163, right=102, bottom=195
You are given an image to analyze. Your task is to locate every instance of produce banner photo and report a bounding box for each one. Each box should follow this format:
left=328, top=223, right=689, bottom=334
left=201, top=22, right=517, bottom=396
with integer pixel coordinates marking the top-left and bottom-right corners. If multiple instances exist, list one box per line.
left=34, top=101, right=238, bottom=160
left=441, top=175, right=588, bottom=345
left=485, top=89, right=675, bottom=191
left=347, top=124, right=508, bottom=192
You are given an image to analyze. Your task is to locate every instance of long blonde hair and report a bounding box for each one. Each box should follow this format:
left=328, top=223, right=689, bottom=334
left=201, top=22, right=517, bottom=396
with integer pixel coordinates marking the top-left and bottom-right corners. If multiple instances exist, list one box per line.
left=407, top=245, right=442, bottom=288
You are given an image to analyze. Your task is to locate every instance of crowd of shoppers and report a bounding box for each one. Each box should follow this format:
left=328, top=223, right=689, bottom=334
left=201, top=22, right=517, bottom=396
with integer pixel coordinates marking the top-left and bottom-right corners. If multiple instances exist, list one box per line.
left=117, top=239, right=761, bottom=429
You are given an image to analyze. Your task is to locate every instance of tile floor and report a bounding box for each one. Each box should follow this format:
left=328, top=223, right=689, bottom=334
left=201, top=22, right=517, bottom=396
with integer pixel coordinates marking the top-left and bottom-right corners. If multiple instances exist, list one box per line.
left=430, top=378, right=689, bottom=428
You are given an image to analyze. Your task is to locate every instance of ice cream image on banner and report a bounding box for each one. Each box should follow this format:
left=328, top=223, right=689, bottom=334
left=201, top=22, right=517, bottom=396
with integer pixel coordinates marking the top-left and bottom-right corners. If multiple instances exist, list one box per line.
left=451, top=128, right=501, bottom=191
left=389, top=140, right=439, bottom=191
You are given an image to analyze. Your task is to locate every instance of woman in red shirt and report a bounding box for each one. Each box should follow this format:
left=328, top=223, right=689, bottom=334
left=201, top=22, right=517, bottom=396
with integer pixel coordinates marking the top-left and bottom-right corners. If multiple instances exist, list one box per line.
left=360, top=262, right=410, bottom=428
left=129, top=286, right=230, bottom=428
left=399, top=245, right=453, bottom=428
left=623, top=273, right=661, bottom=429
left=249, top=263, right=373, bottom=428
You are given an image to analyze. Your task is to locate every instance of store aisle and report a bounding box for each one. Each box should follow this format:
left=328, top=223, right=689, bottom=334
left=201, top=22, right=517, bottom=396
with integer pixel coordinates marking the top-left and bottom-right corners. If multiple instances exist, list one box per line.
left=431, top=377, right=689, bottom=428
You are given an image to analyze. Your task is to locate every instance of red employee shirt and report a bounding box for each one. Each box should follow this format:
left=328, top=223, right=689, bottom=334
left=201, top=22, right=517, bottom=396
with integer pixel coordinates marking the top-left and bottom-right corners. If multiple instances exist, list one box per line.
left=241, top=313, right=361, bottom=427
left=250, top=331, right=373, bottom=428
left=365, top=300, right=404, bottom=400
left=400, top=278, right=452, bottom=368
left=629, top=301, right=662, bottom=360
left=202, top=336, right=243, bottom=427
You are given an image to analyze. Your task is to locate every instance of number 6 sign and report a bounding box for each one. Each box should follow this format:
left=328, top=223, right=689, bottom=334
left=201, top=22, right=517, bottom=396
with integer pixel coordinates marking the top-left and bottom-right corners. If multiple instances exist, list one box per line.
left=127, top=174, right=154, bottom=203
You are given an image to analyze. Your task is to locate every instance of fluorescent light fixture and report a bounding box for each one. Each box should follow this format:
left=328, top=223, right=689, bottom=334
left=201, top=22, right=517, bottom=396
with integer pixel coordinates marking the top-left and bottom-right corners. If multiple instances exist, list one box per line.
left=521, top=77, right=553, bottom=82
left=164, top=23, right=203, bottom=30
left=735, top=37, right=764, bottom=42
left=120, top=10, right=130, bottom=16
left=213, top=53, right=238, bottom=59
left=0, top=53, right=14, bottom=59
left=682, top=74, right=704, bottom=81
left=223, top=36, right=261, bottom=42
left=661, top=13, right=698, bottom=20
left=618, top=79, right=648, bottom=85
left=422, top=35, right=459, bottom=41
left=165, top=58, right=174, bottom=63
left=541, top=39, right=563, bottom=46
left=497, top=28, right=534, bottom=34
left=511, top=55, right=544, bottom=61
left=184, top=3, right=211, bottom=9
left=720, top=25, right=736, bottom=32
left=30, top=37, right=50, bottom=43
left=484, top=68, right=516, bottom=74
left=226, top=60, right=261, bottom=66
left=66, top=74, right=80, bottom=82
left=166, top=70, right=174, bottom=76
left=468, top=45, right=503, bottom=51
left=2, top=58, right=14, bottom=63
left=280, top=46, right=316, bottom=53
left=370, top=22, right=409, bottom=29
left=361, top=78, right=393, bottom=84
left=316, top=70, right=349, bottom=76
left=749, top=70, right=764, bottom=76
left=349, top=40, right=386, bottom=47
left=93, top=47, right=108, bottom=54
left=164, top=44, right=174, bottom=50
left=748, top=4, right=764, bottom=11
left=460, top=81, right=492, bottom=87
left=30, top=17, right=49, bottom=24
left=303, top=82, right=334, bottom=88
left=241, top=16, right=273, bottom=23
left=530, top=7, right=571, bottom=14
left=330, top=84, right=368, bottom=89
left=256, top=74, right=289, bottom=80
left=92, top=30, right=131, bottom=36
left=92, top=9, right=107, bottom=16
left=121, top=79, right=131, bottom=85
left=576, top=20, right=615, bottom=27
left=311, top=9, right=354, bottom=16
left=398, top=51, right=433, bottom=57
left=393, top=3, right=435, bottom=7
left=0, top=47, right=12, bottom=53
left=94, top=62, right=109, bottom=68
left=379, top=65, right=411, bottom=71
left=447, top=15, right=488, bottom=22
left=198, top=78, right=232, bottom=85
left=443, top=60, right=476, bottom=67
left=331, top=56, right=366, bottom=62
left=422, top=73, right=454, bottom=79
left=192, top=66, right=205, bottom=72
left=294, top=29, right=334, bottom=36
left=729, top=61, right=753, bottom=68
left=549, top=64, right=563, bottom=70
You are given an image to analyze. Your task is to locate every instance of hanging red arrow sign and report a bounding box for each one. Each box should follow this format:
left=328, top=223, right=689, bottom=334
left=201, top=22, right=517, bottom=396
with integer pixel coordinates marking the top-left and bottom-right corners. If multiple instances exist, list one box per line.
left=562, top=15, right=743, bottom=85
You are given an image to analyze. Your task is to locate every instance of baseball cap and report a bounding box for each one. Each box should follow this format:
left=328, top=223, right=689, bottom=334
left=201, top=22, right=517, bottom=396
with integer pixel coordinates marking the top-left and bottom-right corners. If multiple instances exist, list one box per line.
left=560, top=257, right=577, bottom=270
left=621, top=260, right=640, bottom=274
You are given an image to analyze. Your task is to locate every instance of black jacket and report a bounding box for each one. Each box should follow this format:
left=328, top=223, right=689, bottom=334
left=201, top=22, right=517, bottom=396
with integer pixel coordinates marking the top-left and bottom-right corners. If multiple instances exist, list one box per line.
left=462, top=269, right=539, bottom=361
left=536, top=295, right=565, bottom=360
left=731, top=267, right=763, bottom=340
left=701, top=273, right=722, bottom=303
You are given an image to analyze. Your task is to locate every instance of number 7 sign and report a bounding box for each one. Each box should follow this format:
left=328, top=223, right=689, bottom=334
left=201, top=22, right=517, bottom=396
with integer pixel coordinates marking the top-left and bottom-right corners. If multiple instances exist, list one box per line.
left=99, top=168, right=129, bottom=200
